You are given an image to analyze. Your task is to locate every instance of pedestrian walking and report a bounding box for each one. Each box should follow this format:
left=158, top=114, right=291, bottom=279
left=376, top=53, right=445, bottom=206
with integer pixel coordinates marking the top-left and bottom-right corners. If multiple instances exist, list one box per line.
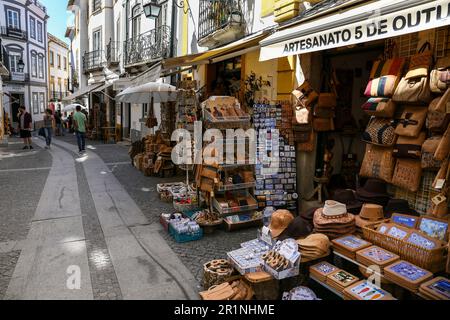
left=73, top=105, right=87, bottom=155
left=17, top=106, right=33, bottom=150
left=43, top=109, right=55, bottom=149
left=55, top=111, right=64, bottom=136
left=68, top=113, right=73, bottom=133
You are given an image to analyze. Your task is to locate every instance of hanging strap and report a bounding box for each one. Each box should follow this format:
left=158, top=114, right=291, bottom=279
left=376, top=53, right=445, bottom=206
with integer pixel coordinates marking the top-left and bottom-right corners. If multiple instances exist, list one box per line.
left=418, top=41, right=432, bottom=54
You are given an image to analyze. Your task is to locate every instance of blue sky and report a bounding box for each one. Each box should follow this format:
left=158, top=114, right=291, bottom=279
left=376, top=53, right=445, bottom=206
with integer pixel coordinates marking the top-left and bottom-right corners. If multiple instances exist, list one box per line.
left=41, top=0, right=72, bottom=44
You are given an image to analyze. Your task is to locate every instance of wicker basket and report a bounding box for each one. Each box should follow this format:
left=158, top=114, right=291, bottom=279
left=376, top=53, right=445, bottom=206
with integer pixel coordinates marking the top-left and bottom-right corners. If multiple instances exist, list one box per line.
left=362, top=221, right=448, bottom=273
left=202, top=260, right=236, bottom=290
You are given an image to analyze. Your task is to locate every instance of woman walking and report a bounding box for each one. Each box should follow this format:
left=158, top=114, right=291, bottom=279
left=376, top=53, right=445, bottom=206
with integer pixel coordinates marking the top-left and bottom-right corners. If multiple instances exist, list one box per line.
left=43, top=109, right=55, bottom=149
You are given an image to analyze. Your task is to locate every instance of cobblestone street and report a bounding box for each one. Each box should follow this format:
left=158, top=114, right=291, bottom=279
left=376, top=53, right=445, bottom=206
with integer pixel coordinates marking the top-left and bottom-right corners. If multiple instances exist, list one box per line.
left=0, top=135, right=256, bottom=299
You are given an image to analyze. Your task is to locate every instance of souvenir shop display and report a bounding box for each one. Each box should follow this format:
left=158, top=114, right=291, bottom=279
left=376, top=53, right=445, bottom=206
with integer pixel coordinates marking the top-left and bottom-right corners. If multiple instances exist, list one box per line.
left=343, top=280, right=396, bottom=300
left=172, top=186, right=201, bottom=213
left=228, top=247, right=266, bottom=275
left=354, top=204, right=386, bottom=233
left=419, top=277, right=450, bottom=300
left=313, top=201, right=356, bottom=240
left=384, top=260, right=433, bottom=292
left=282, top=286, right=320, bottom=301
left=191, top=209, right=223, bottom=233
left=356, top=246, right=400, bottom=272
left=268, top=210, right=295, bottom=239
left=390, top=213, right=420, bottom=229
left=199, top=278, right=254, bottom=301
left=331, top=235, right=372, bottom=260
left=417, top=216, right=448, bottom=241
left=253, top=103, right=297, bottom=211
left=202, top=259, right=235, bottom=290
left=157, top=182, right=186, bottom=202
left=326, top=270, right=359, bottom=293
left=202, top=96, right=251, bottom=128
left=309, top=262, right=339, bottom=283
left=261, top=239, right=301, bottom=280
left=176, top=82, right=198, bottom=134
left=297, top=234, right=331, bottom=262
left=168, top=216, right=203, bottom=243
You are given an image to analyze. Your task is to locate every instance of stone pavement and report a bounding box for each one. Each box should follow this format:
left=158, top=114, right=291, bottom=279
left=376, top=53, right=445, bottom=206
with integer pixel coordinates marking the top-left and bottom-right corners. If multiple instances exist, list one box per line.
left=0, top=135, right=257, bottom=299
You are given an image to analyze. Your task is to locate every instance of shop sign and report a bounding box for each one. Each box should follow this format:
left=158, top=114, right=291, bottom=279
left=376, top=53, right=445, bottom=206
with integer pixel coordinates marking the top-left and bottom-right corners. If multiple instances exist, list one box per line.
left=260, top=0, right=450, bottom=61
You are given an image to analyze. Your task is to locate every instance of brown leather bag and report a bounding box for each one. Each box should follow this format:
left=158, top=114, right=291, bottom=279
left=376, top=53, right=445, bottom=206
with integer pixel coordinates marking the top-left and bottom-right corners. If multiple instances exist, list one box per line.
left=393, top=76, right=432, bottom=105
left=360, top=144, right=395, bottom=183
left=393, top=132, right=426, bottom=159
left=422, top=136, right=443, bottom=170
left=391, top=159, right=423, bottom=193
left=363, top=117, right=397, bottom=147
left=292, top=81, right=319, bottom=107
left=395, top=107, right=428, bottom=137
left=405, top=42, right=434, bottom=80
left=313, top=117, right=335, bottom=132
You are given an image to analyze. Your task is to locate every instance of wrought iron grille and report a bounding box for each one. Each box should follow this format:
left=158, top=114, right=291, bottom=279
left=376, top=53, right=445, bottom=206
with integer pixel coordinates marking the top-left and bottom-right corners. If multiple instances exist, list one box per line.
left=198, top=0, right=244, bottom=40
left=83, top=50, right=106, bottom=73
left=106, top=40, right=121, bottom=65
left=124, top=25, right=171, bottom=66
left=50, top=91, right=69, bottom=101
left=0, top=27, right=28, bottom=40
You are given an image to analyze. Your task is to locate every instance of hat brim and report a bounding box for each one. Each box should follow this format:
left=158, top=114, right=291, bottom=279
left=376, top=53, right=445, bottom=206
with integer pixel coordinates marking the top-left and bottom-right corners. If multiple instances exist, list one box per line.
left=355, top=215, right=384, bottom=228
left=270, top=227, right=286, bottom=238
left=356, top=187, right=390, bottom=200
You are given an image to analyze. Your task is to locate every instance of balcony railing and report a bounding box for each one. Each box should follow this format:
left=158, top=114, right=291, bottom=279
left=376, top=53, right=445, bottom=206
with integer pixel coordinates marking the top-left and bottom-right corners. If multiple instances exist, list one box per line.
left=83, top=50, right=106, bottom=73
left=106, top=40, right=121, bottom=66
left=198, top=0, right=245, bottom=45
left=124, top=26, right=171, bottom=67
left=0, top=26, right=28, bottom=40
left=49, top=91, right=69, bottom=101
left=5, top=72, right=30, bottom=82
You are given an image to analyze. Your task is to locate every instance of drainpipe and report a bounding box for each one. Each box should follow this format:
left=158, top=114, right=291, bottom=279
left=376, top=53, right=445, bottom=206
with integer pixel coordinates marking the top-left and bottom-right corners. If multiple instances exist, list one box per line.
left=170, top=0, right=178, bottom=85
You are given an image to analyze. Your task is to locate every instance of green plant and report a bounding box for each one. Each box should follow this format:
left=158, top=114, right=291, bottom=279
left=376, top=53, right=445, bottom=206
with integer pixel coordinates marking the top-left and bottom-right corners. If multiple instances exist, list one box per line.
left=244, top=71, right=271, bottom=107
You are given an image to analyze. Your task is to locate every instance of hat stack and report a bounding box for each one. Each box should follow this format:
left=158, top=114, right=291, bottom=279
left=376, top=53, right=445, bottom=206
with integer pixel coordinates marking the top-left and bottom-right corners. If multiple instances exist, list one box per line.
left=343, top=280, right=396, bottom=300
left=313, top=201, right=356, bottom=240
left=355, top=204, right=386, bottom=235
left=326, top=269, right=359, bottom=293
left=356, top=179, right=391, bottom=207
left=296, top=234, right=331, bottom=262
left=331, top=235, right=372, bottom=260
left=384, top=260, right=433, bottom=293
left=269, top=210, right=295, bottom=239
left=418, top=277, right=450, bottom=300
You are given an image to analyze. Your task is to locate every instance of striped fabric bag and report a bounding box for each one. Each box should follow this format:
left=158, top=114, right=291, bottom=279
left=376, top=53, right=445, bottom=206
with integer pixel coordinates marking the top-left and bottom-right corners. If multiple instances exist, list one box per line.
left=365, top=58, right=406, bottom=98
left=361, top=98, right=396, bottom=118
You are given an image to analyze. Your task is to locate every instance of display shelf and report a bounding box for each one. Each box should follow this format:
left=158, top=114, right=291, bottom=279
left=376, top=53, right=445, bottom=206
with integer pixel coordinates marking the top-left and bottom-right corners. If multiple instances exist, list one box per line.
left=224, top=217, right=263, bottom=232
left=213, top=197, right=259, bottom=216
left=215, top=182, right=256, bottom=192
left=309, top=274, right=344, bottom=299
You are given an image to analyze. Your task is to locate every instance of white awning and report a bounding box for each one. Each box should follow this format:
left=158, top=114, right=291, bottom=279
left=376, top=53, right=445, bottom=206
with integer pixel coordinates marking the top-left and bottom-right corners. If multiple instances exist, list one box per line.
left=260, top=0, right=450, bottom=61
left=63, top=83, right=104, bottom=102
left=92, top=82, right=114, bottom=93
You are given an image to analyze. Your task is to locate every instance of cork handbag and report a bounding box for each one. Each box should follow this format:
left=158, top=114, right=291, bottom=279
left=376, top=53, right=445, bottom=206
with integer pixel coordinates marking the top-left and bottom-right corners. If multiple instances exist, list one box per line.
left=393, top=132, right=426, bottom=159
left=395, top=107, right=428, bottom=137
left=428, top=94, right=450, bottom=133
left=365, top=58, right=406, bottom=97
left=434, top=124, right=450, bottom=161
left=393, top=76, right=432, bottom=105
left=360, top=144, right=395, bottom=183
left=362, top=117, right=397, bottom=147
left=292, top=81, right=319, bottom=107
left=391, top=159, right=423, bottom=192
left=405, top=42, right=434, bottom=80
left=361, top=98, right=396, bottom=118
left=430, top=56, right=450, bottom=93
left=422, top=136, right=443, bottom=170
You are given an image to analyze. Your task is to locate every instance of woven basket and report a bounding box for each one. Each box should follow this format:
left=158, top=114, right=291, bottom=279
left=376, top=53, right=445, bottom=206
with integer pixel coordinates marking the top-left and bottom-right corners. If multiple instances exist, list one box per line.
left=362, top=221, right=448, bottom=273
left=202, top=260, right=235, bottom=290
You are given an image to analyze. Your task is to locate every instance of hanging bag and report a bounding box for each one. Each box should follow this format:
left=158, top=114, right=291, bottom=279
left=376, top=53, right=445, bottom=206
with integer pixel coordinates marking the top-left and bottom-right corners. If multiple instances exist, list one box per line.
left=292, top=81, right=319, bottom=107
left=360, top=144, right=395, bottom=183
left=405, top=42, right=434, bottom=80
left=361, top=98, right=396, bottom=118
left=362, top=117, right=397, bottom=147
left=393, top=132, right=426, bottom=159
left=434, top=124, right=450, bottom=161
left=422, top=136, right=443, bottom=170
left=395, top=107, right=428, bottom=137
left=430, top=56, right=450, bottom=93
left=365, top=58, right=406, bottom=98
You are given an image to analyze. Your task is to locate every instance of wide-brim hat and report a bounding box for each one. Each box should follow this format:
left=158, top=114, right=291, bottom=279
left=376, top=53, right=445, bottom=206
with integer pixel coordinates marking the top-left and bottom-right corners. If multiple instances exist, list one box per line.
left=297, top=234, right=330, bottom=254
left=313, top=208, right=355, bottom=226
left=355, top=216, right=382, bottom=229
left=269, top=209, right=295, bottom=238
left=356, top=179, right=391, bottom=206
left=278, top=216, right=313, bottom=241
left=332, top=189, right=363, bottom=214
left=384, top=199, right=419, bottom=218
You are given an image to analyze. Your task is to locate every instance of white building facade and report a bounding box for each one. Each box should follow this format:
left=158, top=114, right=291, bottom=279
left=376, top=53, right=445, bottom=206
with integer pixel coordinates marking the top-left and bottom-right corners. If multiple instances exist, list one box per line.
left=0, top=0, right=48, bottom=127
left=47, top=33, right=70, bottom=112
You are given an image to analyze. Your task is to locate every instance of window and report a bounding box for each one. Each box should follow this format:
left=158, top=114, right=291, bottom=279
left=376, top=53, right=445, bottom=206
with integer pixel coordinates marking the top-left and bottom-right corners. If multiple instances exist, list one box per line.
left=31, top=52, right=37, bottom=77
left=131, top=5, right=141, bottom=39
left=93, top=0, right=101, bottom=12
left=57, top=54, right=61, bottom=69
left=30, top=16, right=36, bottom=39
left=93, top=29, right=102, bottom=51
left=116, top=18, right=121, bottom=44
left=63, top=57, right=67, bottom=71
left=37, top=22, right=43, bottom=42
left=50, top=51, right=54, bottom=67
left=50, top=76, right=55, bottom=93
left=38, top=55, right=44, bottom=78
left=39, top=93, right=45, bottom=113
left=32, top=93, right=39, bottom=114
left=58, top=78, right=62, bottom=93
left=8, top=53, right=21, bottom=73
left=7, top=9, right=19, bottom=29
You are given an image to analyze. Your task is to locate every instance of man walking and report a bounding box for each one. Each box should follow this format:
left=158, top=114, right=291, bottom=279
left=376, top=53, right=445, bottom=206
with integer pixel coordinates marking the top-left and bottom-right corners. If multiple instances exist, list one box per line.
left=73, top=105, right=87, bottom=155
left=17, top=106, right=33, bottom=150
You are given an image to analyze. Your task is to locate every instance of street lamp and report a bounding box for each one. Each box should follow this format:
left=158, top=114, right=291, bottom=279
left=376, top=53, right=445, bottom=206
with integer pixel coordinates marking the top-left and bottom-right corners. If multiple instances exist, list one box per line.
left=17, top=59, right=25, bottom=73
left=143, top=0, right=161, bottom=19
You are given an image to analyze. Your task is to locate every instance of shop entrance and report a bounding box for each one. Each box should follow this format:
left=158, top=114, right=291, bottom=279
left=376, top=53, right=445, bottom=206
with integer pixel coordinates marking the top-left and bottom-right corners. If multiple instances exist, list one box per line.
left=10, top=93, right=24, bottom=123
left=206, top=56, right=242, bottom=98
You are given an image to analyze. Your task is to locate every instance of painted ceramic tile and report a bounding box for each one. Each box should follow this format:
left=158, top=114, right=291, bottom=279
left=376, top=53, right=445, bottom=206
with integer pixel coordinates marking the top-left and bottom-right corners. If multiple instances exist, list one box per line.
left=407, top=232, right=437, bottom=250
left=331, top=271, right=356, bottom=284
left=350, top=282, right=387, bottom=300
left=378, top=224, right=389, bottom=234
left=389, top=262, right=428, bottom=281
left=392, top=215, right=418, bottom=228
left=362, top=247, right=395, bottom=262
left=312, top=263, right=336, bottom=275
left=428, top=279, right=450, bottom=299
left=419, top=218, right=448, bottom=241
left=334, top=236, right=369, bottom=249
left=387, top=226, right=409, bottom=240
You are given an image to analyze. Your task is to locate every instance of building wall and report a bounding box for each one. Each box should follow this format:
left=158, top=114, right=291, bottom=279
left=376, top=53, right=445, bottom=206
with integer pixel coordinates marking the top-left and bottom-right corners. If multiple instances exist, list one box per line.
left=0, top=0, right=48, bottom=124
left=48, top=34, right=69, bottom=112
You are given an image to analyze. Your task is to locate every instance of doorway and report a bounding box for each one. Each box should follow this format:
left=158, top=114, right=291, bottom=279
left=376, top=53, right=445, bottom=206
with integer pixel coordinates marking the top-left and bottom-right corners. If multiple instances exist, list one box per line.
left=10, top=93, right=24, bottom=123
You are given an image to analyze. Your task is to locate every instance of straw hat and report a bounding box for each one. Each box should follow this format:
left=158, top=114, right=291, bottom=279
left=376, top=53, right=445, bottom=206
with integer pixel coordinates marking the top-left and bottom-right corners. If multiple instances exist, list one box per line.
left=269, top=210, right=295, bottom=238
left=355, top=204, right=385, bottom=228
